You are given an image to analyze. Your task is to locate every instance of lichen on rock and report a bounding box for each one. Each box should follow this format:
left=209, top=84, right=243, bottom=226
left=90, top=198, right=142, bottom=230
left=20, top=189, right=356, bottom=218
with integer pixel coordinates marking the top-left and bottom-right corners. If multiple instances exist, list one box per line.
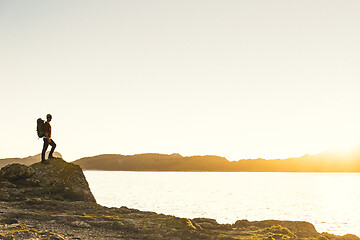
left=0, top=163, right=35, bottom=181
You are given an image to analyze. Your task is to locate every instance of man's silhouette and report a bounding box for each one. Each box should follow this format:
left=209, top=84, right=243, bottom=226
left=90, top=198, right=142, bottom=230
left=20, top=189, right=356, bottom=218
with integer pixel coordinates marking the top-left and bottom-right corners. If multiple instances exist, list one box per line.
left=41, top=114, right=56, bottom=164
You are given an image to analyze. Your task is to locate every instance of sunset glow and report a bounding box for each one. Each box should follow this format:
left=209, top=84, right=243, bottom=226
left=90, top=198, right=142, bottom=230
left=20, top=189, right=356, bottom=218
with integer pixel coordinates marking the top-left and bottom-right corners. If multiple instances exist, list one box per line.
left=1, top=1, right=360, bottom=238
left=1, top=1, right=359, bottom=162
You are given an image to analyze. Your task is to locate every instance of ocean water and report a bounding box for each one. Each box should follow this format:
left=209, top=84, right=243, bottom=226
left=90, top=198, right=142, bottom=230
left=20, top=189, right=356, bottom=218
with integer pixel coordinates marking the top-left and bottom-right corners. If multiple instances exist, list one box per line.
left=84, top=171, right=360, bottom=237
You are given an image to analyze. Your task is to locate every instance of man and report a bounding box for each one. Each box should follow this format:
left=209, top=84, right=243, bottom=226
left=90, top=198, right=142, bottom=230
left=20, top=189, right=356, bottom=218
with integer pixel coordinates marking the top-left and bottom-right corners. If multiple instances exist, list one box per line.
left=41, top=114, right=56, bottom=164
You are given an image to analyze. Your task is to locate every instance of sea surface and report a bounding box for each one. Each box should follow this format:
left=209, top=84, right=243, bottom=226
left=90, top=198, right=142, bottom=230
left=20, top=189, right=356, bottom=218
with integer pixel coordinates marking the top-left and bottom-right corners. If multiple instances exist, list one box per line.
left=84, top=171, right=360, bottom=237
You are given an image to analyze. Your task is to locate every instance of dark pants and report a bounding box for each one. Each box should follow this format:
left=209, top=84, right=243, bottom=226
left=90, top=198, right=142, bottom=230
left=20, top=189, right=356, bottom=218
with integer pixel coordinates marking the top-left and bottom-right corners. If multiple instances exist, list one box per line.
left=41, top=138, right=56, bottom=162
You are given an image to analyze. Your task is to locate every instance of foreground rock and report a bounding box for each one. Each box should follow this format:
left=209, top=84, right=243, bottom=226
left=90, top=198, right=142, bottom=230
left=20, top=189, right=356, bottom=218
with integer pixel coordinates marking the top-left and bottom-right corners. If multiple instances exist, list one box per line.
left=0, top=163, right=35, bottom=181
left=0, top=158, right=95, bottom=202
left=31, top=158, right=96, bottom=202
left=0, top=159, right=359, bottom=240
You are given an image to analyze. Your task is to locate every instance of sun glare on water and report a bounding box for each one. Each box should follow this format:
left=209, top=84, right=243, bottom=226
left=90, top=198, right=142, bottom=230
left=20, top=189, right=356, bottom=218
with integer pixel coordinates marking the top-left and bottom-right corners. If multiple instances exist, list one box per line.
left=314, top=173, right=360, bottom=236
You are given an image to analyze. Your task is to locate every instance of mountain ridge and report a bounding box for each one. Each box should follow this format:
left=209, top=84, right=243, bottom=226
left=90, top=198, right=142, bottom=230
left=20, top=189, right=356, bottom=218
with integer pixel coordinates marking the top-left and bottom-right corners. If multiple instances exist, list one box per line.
left=0, top=152, right=62, bottom=168
left=3, top=148, right=360, bottom=172
left=72, top=148, right=360, bottom=172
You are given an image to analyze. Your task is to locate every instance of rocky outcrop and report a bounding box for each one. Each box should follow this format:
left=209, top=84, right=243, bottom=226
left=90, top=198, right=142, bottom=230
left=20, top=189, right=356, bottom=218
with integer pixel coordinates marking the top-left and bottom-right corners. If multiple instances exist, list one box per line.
left=234, top=219, right=318, bottom=237
left=31, top=158, right=96, bottom=202
left=0, top=163, right=35, bottom=181
left=0, top=158, right=95, bottom=202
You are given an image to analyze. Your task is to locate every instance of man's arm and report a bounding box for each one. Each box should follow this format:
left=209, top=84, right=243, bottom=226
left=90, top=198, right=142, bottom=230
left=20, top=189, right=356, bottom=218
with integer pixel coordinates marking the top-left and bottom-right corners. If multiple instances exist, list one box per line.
left=44, top=123, right=51, bottom=143
left=45, top=133, right=51, bottom=143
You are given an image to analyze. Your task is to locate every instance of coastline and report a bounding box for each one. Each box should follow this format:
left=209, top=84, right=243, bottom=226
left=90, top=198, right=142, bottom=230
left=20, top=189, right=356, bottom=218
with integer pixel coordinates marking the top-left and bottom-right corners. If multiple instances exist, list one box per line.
left=1, top=199, right=359, bottom=240
left=0, top=158, right=359, bottom=239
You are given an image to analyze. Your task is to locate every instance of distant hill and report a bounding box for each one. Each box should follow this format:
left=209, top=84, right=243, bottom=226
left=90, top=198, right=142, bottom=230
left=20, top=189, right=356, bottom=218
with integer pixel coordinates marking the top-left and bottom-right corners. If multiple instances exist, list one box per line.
left=73, top=153, right=230, bottom=171
left=229, top=148, right=360, bottom=172
left=73, top=149, right=360, bottom=172
left=0, top=152, right=62, bottom=168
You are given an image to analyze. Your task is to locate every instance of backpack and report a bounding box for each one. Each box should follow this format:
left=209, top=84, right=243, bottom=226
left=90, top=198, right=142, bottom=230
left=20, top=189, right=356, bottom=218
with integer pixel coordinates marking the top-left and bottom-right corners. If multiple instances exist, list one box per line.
left=37, top=118, right=45, bottom=138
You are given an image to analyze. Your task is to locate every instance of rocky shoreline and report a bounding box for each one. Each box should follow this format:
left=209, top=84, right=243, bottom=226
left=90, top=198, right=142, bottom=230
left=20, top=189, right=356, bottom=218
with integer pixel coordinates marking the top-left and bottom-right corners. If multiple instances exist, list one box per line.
left=0, top=158, right=359, bottom=240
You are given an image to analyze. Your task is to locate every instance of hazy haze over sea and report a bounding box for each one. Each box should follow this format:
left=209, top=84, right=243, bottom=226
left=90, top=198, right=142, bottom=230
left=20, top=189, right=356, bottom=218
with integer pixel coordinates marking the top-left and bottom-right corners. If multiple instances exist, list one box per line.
left=85, top=171, right=360, bottom=237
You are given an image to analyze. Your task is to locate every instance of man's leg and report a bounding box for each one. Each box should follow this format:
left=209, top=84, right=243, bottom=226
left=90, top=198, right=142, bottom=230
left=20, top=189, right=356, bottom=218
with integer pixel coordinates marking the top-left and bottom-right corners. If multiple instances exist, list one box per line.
left=48, top=139, right=56, bottom=159
left=41, top=138, right=49, bottom=162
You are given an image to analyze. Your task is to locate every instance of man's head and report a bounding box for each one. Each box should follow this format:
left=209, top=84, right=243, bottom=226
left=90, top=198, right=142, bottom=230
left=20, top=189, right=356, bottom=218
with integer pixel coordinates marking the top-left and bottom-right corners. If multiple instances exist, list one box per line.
left=46, top=114, right=52, bottom=122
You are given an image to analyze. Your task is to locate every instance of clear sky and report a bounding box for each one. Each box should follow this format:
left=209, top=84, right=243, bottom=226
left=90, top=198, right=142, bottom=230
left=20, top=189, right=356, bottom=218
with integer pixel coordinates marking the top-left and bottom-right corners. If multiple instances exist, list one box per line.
left=1, top=0, right=360, bottom=161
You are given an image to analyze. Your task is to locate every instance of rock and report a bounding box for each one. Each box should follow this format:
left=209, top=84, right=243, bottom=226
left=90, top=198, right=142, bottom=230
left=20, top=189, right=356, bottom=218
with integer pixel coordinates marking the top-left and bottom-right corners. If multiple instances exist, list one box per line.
left=0, top=218, right=18, bottom=224
left=193, top=218, right=219, bottom=225
left=233, top=220, right=318, bottom=237
left=0, top=158, right=96, bottom=202
left=321, top=233, right=360, bottom=240
left=272, top=234, right=282, bottom=239
left=247, top=225, right=259, bottom=231
left=71, top=221, right=91, bottom=228
left=193, top=218, right=219, bottom=229
left=1, top=235, right=14, bottom=240
left=198, top=222, right=216, bottom=229
left=246, top=220, right=318, bottom=238
left=317, top=235, right=329, bottom=240
left=193, top=218, right=232, bottom=230
left=233, top=219, right=251, bottom=228
left=0, top=164, right=35, bottom=181
left=0, top=180, right=16, bottom=188
left=31, top=158, right=96, bottom=202
left=341, top=234, right=360, bottom=240
left=3, top=223, right=20, bottom=229
left=112, top=220, right=138, bottom=232
left=259, top=225, right=297, bottom=238
left=13, top=177, right=40, bottom=187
